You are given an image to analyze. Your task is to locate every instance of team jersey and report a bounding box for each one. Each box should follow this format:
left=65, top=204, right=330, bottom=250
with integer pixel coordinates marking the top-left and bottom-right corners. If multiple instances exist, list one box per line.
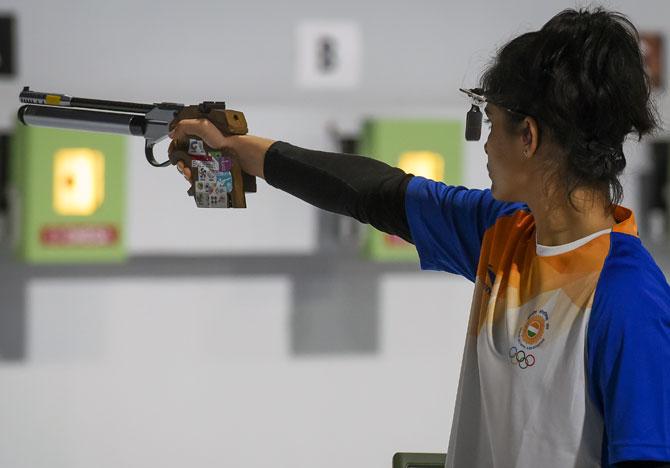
left=404, top=177, right=670, bottom=468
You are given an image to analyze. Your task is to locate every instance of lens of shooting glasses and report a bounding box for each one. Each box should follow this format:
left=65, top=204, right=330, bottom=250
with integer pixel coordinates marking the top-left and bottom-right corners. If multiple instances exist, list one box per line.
left=465, top=104, right=482, bottom=141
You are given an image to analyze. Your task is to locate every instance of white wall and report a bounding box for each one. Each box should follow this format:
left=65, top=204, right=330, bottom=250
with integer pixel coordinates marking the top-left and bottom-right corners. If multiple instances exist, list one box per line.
left=0, top=1, right=669, bottom=468
left=1, top=274, right=471, bottom=468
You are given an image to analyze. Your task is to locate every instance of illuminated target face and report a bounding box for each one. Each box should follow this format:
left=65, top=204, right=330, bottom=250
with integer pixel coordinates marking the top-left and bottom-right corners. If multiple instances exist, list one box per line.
left=53, top=148, right=105, bottom=216
left=397, top=151, right=445, bottom=181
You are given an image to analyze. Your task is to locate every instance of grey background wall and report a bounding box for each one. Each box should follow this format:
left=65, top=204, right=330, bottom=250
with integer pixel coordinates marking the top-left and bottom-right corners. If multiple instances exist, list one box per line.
left=0, top=1, right=669, bottom=467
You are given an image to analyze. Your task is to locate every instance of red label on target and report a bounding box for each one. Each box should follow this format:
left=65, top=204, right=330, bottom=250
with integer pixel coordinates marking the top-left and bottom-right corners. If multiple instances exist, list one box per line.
left=40, top=225, right=119, bottom=247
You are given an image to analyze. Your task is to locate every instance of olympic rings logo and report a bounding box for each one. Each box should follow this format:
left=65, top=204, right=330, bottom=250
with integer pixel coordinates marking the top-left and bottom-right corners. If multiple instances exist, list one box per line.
left=508, top=347, right=536, bottom=369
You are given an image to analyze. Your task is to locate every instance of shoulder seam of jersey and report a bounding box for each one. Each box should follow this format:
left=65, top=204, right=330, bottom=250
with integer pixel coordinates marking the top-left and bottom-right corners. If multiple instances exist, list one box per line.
left=483, top=207, right=531, bottom=236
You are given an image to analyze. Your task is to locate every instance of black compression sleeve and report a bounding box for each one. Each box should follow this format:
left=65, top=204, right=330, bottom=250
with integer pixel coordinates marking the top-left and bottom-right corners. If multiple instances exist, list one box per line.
left=263, top=141, right=414, bottom=243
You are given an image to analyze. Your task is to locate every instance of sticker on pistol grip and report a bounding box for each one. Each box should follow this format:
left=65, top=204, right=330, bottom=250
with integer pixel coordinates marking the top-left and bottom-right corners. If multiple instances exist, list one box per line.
left=189, top=149, right=235, bottom=208
left=220, top=157, right=233, bottom=172
left=196, top=192, right=209, bottom=208
left=216, top=172, right=234, bottom=193
left=188, top=139, right=207, bottom=156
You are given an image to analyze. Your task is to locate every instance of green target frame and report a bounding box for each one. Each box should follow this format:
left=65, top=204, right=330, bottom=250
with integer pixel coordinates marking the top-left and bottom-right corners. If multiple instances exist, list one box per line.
left=11, top=123, right=126, bottom=263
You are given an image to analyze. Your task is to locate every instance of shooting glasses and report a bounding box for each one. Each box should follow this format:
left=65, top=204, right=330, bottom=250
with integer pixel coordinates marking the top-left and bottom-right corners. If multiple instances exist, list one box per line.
left=459, top=87, right=530, bottom=141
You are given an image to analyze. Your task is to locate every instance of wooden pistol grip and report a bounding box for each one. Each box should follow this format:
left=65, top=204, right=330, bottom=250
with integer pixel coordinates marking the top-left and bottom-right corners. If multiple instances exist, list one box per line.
left=171, top=106, right=256, bottom=194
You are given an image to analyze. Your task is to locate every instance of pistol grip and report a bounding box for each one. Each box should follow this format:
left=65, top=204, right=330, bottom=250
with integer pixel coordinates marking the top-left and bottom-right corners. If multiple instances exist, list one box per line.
left=171, top=106, right=256, bottom=194
left=168, top=135, right=246, bottom=208
left=213, top=111, right=256, bottom=194
left=242, top=172, right=256, bottom=192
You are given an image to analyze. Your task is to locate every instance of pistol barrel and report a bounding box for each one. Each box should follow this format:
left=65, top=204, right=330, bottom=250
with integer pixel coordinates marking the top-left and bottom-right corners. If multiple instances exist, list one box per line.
left=18, top=105, right=145, bottom=137
left=20, top=87, right=154, bottom=114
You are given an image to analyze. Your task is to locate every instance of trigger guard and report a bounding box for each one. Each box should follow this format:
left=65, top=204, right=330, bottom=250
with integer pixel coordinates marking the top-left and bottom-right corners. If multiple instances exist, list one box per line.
left=145, top=141, right=171, bottom=167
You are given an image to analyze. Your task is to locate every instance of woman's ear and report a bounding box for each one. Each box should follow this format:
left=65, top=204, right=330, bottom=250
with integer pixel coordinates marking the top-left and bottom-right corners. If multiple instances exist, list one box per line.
left=522, top=116, right=540, bottom=157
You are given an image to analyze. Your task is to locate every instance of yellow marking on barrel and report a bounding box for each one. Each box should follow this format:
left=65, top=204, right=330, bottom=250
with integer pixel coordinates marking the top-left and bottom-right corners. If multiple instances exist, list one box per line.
left=46, top=94, right=62, bottom=105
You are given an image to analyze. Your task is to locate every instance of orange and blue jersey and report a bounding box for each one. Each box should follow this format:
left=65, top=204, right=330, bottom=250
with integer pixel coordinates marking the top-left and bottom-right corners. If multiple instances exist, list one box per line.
left=405, top=176, right=670, bottom=467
